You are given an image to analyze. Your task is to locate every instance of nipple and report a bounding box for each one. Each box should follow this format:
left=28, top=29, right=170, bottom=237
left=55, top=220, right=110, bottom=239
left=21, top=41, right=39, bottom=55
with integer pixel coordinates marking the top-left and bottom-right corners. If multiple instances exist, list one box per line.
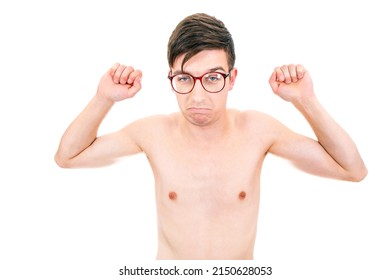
left=169, top=191, right=177, bottom=200
left=239, top=191, right=246, bottom=200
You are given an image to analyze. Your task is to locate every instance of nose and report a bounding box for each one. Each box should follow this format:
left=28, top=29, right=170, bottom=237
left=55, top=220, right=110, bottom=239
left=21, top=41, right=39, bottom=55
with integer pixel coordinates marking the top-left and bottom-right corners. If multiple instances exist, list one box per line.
left=189, top=79, right=206, bottom=101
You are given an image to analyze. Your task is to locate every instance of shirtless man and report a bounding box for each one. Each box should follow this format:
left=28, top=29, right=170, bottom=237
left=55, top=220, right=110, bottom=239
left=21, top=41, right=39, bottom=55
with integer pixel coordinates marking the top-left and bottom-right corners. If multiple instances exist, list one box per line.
left=54, top=13, right=367, bottom=260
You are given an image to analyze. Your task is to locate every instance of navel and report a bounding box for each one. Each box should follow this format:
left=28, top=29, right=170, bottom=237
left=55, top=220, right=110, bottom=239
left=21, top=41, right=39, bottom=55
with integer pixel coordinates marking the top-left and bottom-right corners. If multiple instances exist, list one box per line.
left=238, top=191, right=246, bottom=200
left=168, top=191, right=177, bottom=200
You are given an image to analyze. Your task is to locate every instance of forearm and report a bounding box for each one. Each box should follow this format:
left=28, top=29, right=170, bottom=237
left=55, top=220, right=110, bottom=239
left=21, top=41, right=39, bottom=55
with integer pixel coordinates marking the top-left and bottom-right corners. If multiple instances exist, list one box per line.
left=55, top=94, right=114, bottom=167
left=294, top=96, right=367, bottom=181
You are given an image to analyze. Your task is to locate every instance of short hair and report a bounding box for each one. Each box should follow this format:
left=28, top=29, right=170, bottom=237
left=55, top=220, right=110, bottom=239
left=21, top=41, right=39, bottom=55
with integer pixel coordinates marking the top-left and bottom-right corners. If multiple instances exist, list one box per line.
left=167, top=13, right=236, bottom=71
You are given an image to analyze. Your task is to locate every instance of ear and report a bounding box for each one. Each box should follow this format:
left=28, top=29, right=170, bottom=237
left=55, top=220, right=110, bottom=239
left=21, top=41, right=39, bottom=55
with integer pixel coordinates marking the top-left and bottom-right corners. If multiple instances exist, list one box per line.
left=228, top=68, right=238, bottom=90
left=168, top=70, right=176, bottom=93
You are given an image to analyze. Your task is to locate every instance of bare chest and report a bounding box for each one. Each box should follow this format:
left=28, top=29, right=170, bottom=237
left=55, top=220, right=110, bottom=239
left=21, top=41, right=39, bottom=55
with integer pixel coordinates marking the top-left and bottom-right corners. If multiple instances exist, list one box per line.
left=147, top=133, right=266, bottom=207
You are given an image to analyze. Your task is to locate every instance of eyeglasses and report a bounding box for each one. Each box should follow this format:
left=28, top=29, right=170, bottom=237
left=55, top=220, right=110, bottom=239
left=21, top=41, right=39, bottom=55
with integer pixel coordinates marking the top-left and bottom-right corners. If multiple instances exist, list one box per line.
left=168, top=71, right=230, bottom=94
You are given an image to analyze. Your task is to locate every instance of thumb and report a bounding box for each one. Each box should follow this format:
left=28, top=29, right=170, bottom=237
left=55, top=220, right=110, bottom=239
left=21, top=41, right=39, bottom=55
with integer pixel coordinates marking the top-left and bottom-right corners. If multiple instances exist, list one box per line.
left=268, top=71, right=279, bottom=93
left=127, top=77, right=142, bottom=98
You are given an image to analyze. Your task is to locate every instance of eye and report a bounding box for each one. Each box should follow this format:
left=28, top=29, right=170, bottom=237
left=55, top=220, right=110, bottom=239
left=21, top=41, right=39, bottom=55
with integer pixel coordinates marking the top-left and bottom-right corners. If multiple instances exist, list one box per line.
left=176, top=74, right=192, bottom=83
left=205, top=73, right=222, bottom=83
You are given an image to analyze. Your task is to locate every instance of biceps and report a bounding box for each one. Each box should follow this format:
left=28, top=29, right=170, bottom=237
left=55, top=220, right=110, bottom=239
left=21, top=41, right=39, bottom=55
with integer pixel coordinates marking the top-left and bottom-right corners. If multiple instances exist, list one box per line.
left=269, top=132, right=345, bottom=179
left=68, top=131, right=142, bottom=168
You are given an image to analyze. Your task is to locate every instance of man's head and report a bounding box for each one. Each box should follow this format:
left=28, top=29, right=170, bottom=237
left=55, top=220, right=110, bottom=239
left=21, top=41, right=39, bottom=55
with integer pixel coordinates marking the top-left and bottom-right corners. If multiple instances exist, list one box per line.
left=167, top=13, right=236, bottom=71
left=167, top=13, right=237, bottom=128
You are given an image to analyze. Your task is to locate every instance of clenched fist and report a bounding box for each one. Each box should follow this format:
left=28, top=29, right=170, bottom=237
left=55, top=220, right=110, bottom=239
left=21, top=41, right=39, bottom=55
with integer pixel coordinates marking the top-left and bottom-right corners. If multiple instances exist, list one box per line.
left=97, top=63, right=142, bottom=102
left=269, top=64, right=314, bottom=104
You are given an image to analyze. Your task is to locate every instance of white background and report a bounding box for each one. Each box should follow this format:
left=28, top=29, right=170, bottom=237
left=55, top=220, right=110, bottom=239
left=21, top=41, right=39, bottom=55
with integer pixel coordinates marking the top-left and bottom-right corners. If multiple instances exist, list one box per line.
left=1, top=0, right=389, bottom=279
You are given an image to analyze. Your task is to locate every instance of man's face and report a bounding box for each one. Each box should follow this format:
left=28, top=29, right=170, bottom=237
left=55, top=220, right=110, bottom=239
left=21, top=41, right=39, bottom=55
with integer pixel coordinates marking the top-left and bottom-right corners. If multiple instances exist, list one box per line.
left=170, top=49, right=237, bottom=127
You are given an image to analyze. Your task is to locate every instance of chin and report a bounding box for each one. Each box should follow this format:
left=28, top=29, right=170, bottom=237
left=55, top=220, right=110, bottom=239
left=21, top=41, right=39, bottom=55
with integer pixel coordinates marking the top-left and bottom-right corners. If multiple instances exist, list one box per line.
left=187, top=113, right=213, bottom=127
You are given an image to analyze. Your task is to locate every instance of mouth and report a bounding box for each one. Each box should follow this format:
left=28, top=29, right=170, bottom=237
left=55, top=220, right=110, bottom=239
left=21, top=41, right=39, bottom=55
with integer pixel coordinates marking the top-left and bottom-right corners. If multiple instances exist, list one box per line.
left=187, top=107, right=211, bottom=113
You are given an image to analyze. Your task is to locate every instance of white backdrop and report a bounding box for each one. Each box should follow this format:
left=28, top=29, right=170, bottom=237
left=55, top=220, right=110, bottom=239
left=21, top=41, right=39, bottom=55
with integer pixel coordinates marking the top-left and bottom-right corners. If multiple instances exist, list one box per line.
left=1, top=0, right=389, bottom=279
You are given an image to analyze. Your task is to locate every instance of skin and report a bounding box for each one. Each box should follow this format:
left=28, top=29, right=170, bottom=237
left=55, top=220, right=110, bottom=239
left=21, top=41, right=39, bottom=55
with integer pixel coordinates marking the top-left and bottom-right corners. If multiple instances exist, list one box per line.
left=55, top=49, right=367, bottom=260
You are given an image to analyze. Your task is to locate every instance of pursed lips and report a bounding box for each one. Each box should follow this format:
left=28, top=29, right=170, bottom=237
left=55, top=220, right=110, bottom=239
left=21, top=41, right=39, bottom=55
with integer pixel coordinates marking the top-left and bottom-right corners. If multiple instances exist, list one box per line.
left=187, top=107, right=211, bottom=113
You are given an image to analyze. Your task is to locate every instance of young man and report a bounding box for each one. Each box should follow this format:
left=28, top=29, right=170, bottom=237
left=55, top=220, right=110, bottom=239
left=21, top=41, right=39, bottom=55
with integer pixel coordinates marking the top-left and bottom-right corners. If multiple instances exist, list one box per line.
left=55, top=13, right=367, bottom=259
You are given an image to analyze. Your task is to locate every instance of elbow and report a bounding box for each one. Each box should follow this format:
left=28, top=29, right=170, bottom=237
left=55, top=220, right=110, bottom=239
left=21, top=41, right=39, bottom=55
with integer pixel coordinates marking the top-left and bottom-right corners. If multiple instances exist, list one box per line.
left=54, top=153, right=72, bottom=169
left=347, top=166, right=368, bottom=183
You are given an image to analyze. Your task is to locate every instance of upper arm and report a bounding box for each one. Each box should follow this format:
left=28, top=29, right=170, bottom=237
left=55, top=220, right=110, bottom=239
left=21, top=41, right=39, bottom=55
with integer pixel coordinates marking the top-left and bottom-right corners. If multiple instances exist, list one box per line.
left=63, top=117, right=154, bottom=168
left=247, top=111, right=348, bottom=180
left=269, top=127, right=347, bottom=179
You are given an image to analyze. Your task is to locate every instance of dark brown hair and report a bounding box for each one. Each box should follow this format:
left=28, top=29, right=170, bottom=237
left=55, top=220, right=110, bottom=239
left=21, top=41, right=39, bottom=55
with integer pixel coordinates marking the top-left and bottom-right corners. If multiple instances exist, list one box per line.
left=167, top=13, right=235, bottom=71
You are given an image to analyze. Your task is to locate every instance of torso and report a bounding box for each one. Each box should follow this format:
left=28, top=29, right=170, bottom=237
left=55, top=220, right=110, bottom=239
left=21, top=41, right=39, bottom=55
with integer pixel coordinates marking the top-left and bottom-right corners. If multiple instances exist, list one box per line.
left=141, top=109, right=272, bottom=259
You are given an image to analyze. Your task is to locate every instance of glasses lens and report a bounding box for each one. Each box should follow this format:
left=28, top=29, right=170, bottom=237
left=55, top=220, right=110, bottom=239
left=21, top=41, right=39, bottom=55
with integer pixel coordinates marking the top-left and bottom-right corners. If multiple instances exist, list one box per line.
left=172, top=74, right=194, bottom=94
left=170, top=72, right=228, bottom=94
left=202, top=72, right=225, bottom=93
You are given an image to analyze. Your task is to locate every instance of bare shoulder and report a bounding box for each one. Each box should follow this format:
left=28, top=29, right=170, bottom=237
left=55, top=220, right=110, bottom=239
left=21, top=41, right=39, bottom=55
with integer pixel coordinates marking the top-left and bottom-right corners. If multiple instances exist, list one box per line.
left=228, top=109, right=288, bottom=154
left=232, top=109, right=284, bottom=133
left=116, top=113, right=177, bottom=151
left=128, top=113, right=176, bottom=127
left=122, top=113, right=178, bottom=136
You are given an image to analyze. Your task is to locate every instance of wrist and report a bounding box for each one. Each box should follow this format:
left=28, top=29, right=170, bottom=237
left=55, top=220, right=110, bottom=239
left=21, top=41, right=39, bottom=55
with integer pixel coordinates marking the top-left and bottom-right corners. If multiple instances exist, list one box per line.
left=292, top=95, right=320, bottom=115
left=93, top=93, right=115, bottom=109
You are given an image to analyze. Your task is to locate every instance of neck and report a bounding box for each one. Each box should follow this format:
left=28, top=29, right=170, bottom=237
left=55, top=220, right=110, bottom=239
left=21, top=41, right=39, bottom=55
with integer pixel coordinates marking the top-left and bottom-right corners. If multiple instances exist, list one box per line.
left=180, top=110, right=231, bottom=144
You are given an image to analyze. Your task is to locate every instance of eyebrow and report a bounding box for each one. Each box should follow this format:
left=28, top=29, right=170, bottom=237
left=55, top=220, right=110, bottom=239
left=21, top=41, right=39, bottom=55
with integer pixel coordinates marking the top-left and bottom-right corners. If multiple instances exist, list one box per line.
left=172, top=66, right=228, bottom=76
